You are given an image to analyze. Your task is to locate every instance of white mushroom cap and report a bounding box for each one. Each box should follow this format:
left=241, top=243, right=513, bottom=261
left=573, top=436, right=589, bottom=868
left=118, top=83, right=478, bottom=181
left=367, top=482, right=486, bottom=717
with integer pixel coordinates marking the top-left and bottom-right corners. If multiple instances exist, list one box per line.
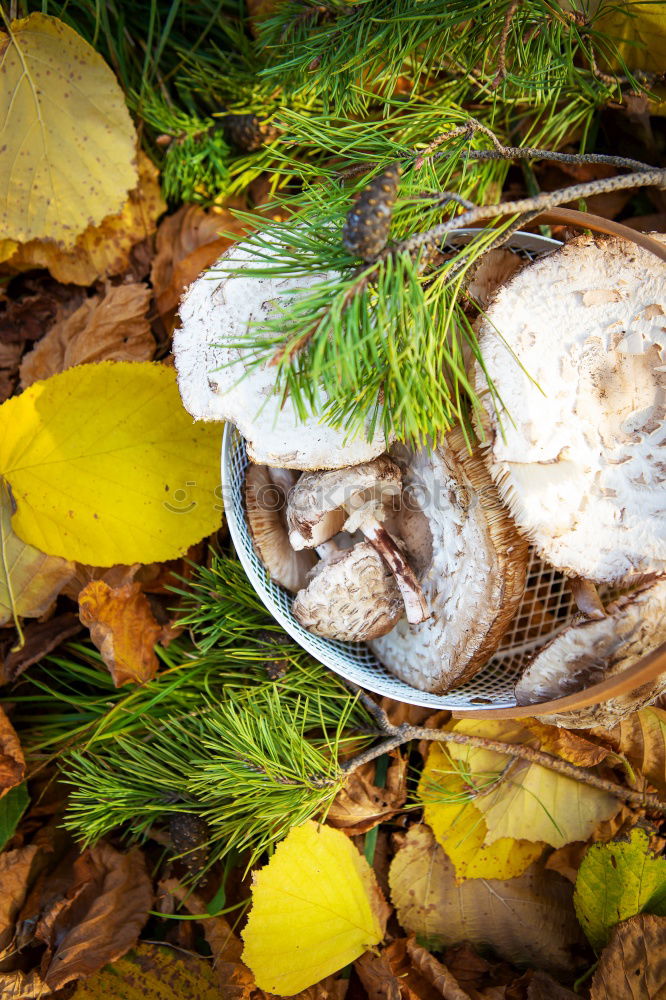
left=174, top=237, right=390, bottom=469
left=515, top=577, right=666, bottom=729
left=245, top=464, right=317, bottom=593
left=369, top=430, right=529, bottom=694
left=475, top=234, right=666, bottom=584
left=292, top=542, right=403, bottom=641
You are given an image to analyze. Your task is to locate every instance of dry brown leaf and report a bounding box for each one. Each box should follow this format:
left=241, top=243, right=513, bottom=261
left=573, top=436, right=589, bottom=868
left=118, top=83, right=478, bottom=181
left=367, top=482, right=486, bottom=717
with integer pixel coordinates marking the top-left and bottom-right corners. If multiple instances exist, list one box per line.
left=591, top=708, right=666, bottom=796
left=354, top=951, right=403, bottom=1000
left=389, top=825, right=587, bottom=975
left=0, top=612, right=82, bottom=685
left=378, top=696, right=438, bottom=730
left=0, top=154, right=165, bottom=285
left=0, top=844, right=42, bottom=953
left=327, top=753, right=407, bottom=835
left=151, top=203, right=249, bottom=320
left=590, top=913, right=666, bottom=999
left=505, top=969, right=578, bottom=1000
left=442, top=944, right=514, bottom=999
left=20, top=283, right=154, bottom=388
left=406, top=939, right=471, bottom=1000
left=78, top=580, right=166, bottom=686
left=527, top=721, right=614, bottom=768
left=0, top=709, right=24, bottom=795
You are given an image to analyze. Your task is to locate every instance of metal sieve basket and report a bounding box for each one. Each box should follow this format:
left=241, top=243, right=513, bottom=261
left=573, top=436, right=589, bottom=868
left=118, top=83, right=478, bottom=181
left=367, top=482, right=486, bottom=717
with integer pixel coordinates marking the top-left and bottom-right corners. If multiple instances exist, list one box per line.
left=221, top=228, right=590, bottom=712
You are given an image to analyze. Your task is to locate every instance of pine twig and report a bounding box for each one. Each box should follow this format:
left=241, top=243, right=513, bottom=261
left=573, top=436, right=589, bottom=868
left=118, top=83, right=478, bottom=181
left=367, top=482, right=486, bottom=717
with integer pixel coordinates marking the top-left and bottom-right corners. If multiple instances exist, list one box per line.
left=341, top=693, right=666, bottom=814
left=492, top=0, right=521, bottom=88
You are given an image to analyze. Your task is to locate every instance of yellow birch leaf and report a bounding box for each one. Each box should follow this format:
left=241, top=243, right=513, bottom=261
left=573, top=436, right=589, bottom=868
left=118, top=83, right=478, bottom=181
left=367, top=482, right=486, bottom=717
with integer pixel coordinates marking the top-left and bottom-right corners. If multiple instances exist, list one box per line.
left=596, top=1, right=666, bottom=75
left=447, top=719, right=621, bottom=848
left=1, top=153, right=165, bottom=285
left=418, top=743, right=545, bottom=882
left=242, top=821, right=385, bottom=996
left=0, top=479, right=75, bottom=626
left=0, top=13, right=137, bottom=246
left=0, top=362, right=222, bottom=566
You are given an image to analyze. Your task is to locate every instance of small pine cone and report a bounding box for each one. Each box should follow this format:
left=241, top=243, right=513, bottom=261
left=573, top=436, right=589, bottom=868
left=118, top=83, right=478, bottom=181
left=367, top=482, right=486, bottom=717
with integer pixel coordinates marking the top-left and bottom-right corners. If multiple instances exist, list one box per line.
left=222, top=113, right=279, bottom=152
left=342, top=162, right=402, bottom=262
left=257, top=628, right=292, bottom=680
left=169, top=811, right=210, bottom=875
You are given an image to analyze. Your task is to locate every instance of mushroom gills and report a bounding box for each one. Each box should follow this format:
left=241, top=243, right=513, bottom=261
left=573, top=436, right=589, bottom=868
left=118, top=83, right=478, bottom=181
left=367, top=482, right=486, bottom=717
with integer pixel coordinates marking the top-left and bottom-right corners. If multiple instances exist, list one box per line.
left=515, top=577, right=666, bottom=729
left=292, top=542, right=404, bottom=641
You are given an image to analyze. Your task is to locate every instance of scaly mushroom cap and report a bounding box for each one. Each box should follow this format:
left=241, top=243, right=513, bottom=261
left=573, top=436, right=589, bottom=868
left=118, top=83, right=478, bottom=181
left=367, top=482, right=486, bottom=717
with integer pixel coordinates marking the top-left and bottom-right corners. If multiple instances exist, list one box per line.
left=515, top=577, right=666, bottom=729
left=174, top=238, right=390, bottom=469
left=475, top=234, right=666, bottom=584
left=369, top=429, right=529, bottom=694
left=287, top=456, right=402, bottom=550
left=292, top=542, right=403, bottom=641
left=245, top=464, right=317, bottom=593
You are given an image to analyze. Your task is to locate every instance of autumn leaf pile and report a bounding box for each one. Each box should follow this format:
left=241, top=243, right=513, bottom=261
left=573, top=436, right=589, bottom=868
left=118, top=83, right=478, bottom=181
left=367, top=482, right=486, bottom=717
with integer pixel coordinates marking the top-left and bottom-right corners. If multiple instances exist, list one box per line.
left=0, top=5, right=666, bottom=1000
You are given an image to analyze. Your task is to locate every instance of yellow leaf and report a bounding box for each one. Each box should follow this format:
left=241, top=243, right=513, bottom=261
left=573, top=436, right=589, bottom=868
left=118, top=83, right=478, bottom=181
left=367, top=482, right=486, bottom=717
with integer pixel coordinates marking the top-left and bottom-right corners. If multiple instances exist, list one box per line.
left=0, top=13, right=137, bottom=246
left=1, top=153, right=165, bottom=285
left=418, top=743, right=545, bottom=881
left=0, top=479, right=74, bottom=626
left=242, top=821, right=385, bottom=995
left=596, top=1, right=666, bottom=75
left=0, top=362, right=222, bottom=566
left=447, top=719, right=621, bottom=848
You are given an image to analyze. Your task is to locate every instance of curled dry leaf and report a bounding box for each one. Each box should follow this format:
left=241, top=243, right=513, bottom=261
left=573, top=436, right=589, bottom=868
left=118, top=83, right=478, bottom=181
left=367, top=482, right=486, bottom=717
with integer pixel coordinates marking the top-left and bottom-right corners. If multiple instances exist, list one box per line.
left=20, top=283, right=155, bottom=388
left=0, top=612, right=82, bottom=685
left=447, top=719, right=621, bottom=848
left=0, top=13, right=137, bottom=246
left=1, top=154, right=165, bottom=285
left=78, top=580, right=167, bottom=686
left=590, top=913, right=666, bottom=999
left=525, top=721, right=616, bottom=769
left=0, top=709, right=24, bottom=795
left=418, top=743, right=545, bottom=882
left=406, top=938, right=473, bottom=1000
left=0, top=843, right=43, bottom=953
left=591, top=707, right=666, bottom=796
left=504, top=969, right=578, bottom=1000
left=326, top=754, right=408, bottom=835
left=151, top=203, right=249, bottom=320
left=0, top=479, right=75, bottom=628
left=389, top=825, right=587, bottom=974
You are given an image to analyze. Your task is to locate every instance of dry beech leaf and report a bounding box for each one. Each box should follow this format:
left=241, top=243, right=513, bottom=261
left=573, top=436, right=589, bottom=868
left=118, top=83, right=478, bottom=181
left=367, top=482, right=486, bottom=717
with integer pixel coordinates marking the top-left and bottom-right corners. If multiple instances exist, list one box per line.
left=448, top=719, right=620, bottom=848
left=70, top=942, right=221, bottom=1000
left=327, top=754, right=407, bottom=835
left=78, top=580, right=166, bottom=686
left=0, top=14, right=136, bottom=246
left=573, top=827, right=666, bottom=950
left=591, top=913, right=666, bottom=999
left=20, top=283, right=155, bottom=388
left=0, top=708, right=25, bottom=795
left=0, top=362, right=222, bottom=566
left=418, top=743, right=545, bottom=882
left=242, top=820, right=386, bottom=995
left=0, top=479, right=75, bottom=627
left=0, top=844, right=42, bottom=952
left=1, top=154, right=165, bottom=285
left=526, top=721, right=615, bottom=769
left=597, top=1, right=666, bottom=74
left=591, top=708, right=666, bottom=796
left=151, top=204, right=248, bottom=319
left=389, top=825, right=587, bottom=974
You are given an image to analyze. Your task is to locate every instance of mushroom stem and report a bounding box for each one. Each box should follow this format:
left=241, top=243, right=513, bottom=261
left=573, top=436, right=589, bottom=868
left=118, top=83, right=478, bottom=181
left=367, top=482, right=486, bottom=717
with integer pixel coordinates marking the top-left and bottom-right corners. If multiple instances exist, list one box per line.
left=570, top=578, right=607, bottom=620
left=360, top=518, right=430, bottom=625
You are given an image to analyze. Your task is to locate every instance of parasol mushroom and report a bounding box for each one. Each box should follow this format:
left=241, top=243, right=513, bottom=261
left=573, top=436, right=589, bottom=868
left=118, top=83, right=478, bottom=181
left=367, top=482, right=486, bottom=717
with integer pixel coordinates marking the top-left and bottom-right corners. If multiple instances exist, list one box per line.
left=245, top=464, right=317, bottom=593
left=286, top=457, right=429, bottom=624
left=369, top=429, right=529, bottom=693
left=292, top=542, right=403, bottom=641
left=475, top=233, right=666, bottom=584
left=515, top=577, right=666, bottom=729
left=174, top=237, right=390, bottom=469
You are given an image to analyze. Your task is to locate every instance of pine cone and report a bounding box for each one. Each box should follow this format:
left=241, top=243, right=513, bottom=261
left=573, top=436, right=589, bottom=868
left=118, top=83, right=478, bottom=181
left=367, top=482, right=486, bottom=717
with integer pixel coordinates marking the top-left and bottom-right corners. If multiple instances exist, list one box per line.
left=258, top=628, right=292, bottom=680
left=221, top=113, right=279, bottom=152
left=342, top=162, right=402, bottom=262
left=169, top=811, right=210, bottom=875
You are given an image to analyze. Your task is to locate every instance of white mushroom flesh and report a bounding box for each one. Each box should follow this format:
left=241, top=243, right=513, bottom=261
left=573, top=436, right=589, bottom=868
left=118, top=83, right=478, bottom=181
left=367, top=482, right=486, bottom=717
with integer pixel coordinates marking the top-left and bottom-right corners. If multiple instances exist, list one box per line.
left=174, top=237, right=391, bottom=469
left=292, top=542, right=403, bottom=641
left=515, top=577, right=666, bottom=729
left=369, top=436, right=528, bottom=693
left=475, top=234, right=666, bottom=583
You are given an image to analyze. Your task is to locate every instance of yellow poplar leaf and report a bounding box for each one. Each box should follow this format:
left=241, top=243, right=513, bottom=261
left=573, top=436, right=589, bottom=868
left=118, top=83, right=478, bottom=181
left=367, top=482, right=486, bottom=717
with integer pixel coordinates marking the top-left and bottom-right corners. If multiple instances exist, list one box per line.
left=447, top=719, right=621, bottom=849
left=1, top=153, right=165, bottom=286
left=242, top=821, right=385, bottom=995
left=0, top=479, right=75, bottom=626
left=0, top=13, right=137, bottom=246
left=0, top=362, right=222, bottom=566
left=418, top=743, right=545, bottom=882
left=596, top=1, right=666, bottom=75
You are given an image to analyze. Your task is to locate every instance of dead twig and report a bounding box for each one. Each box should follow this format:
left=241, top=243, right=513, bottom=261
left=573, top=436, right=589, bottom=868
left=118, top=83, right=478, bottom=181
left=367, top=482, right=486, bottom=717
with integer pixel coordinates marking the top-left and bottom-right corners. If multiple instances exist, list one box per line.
left=492, top=0, right=521, bottom=88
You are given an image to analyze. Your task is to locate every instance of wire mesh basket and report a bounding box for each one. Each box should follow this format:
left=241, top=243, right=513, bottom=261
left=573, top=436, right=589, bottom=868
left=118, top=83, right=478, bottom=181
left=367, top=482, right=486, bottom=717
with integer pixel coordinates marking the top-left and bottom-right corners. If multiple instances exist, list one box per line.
left=221, top=228, right=616, bottom=711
